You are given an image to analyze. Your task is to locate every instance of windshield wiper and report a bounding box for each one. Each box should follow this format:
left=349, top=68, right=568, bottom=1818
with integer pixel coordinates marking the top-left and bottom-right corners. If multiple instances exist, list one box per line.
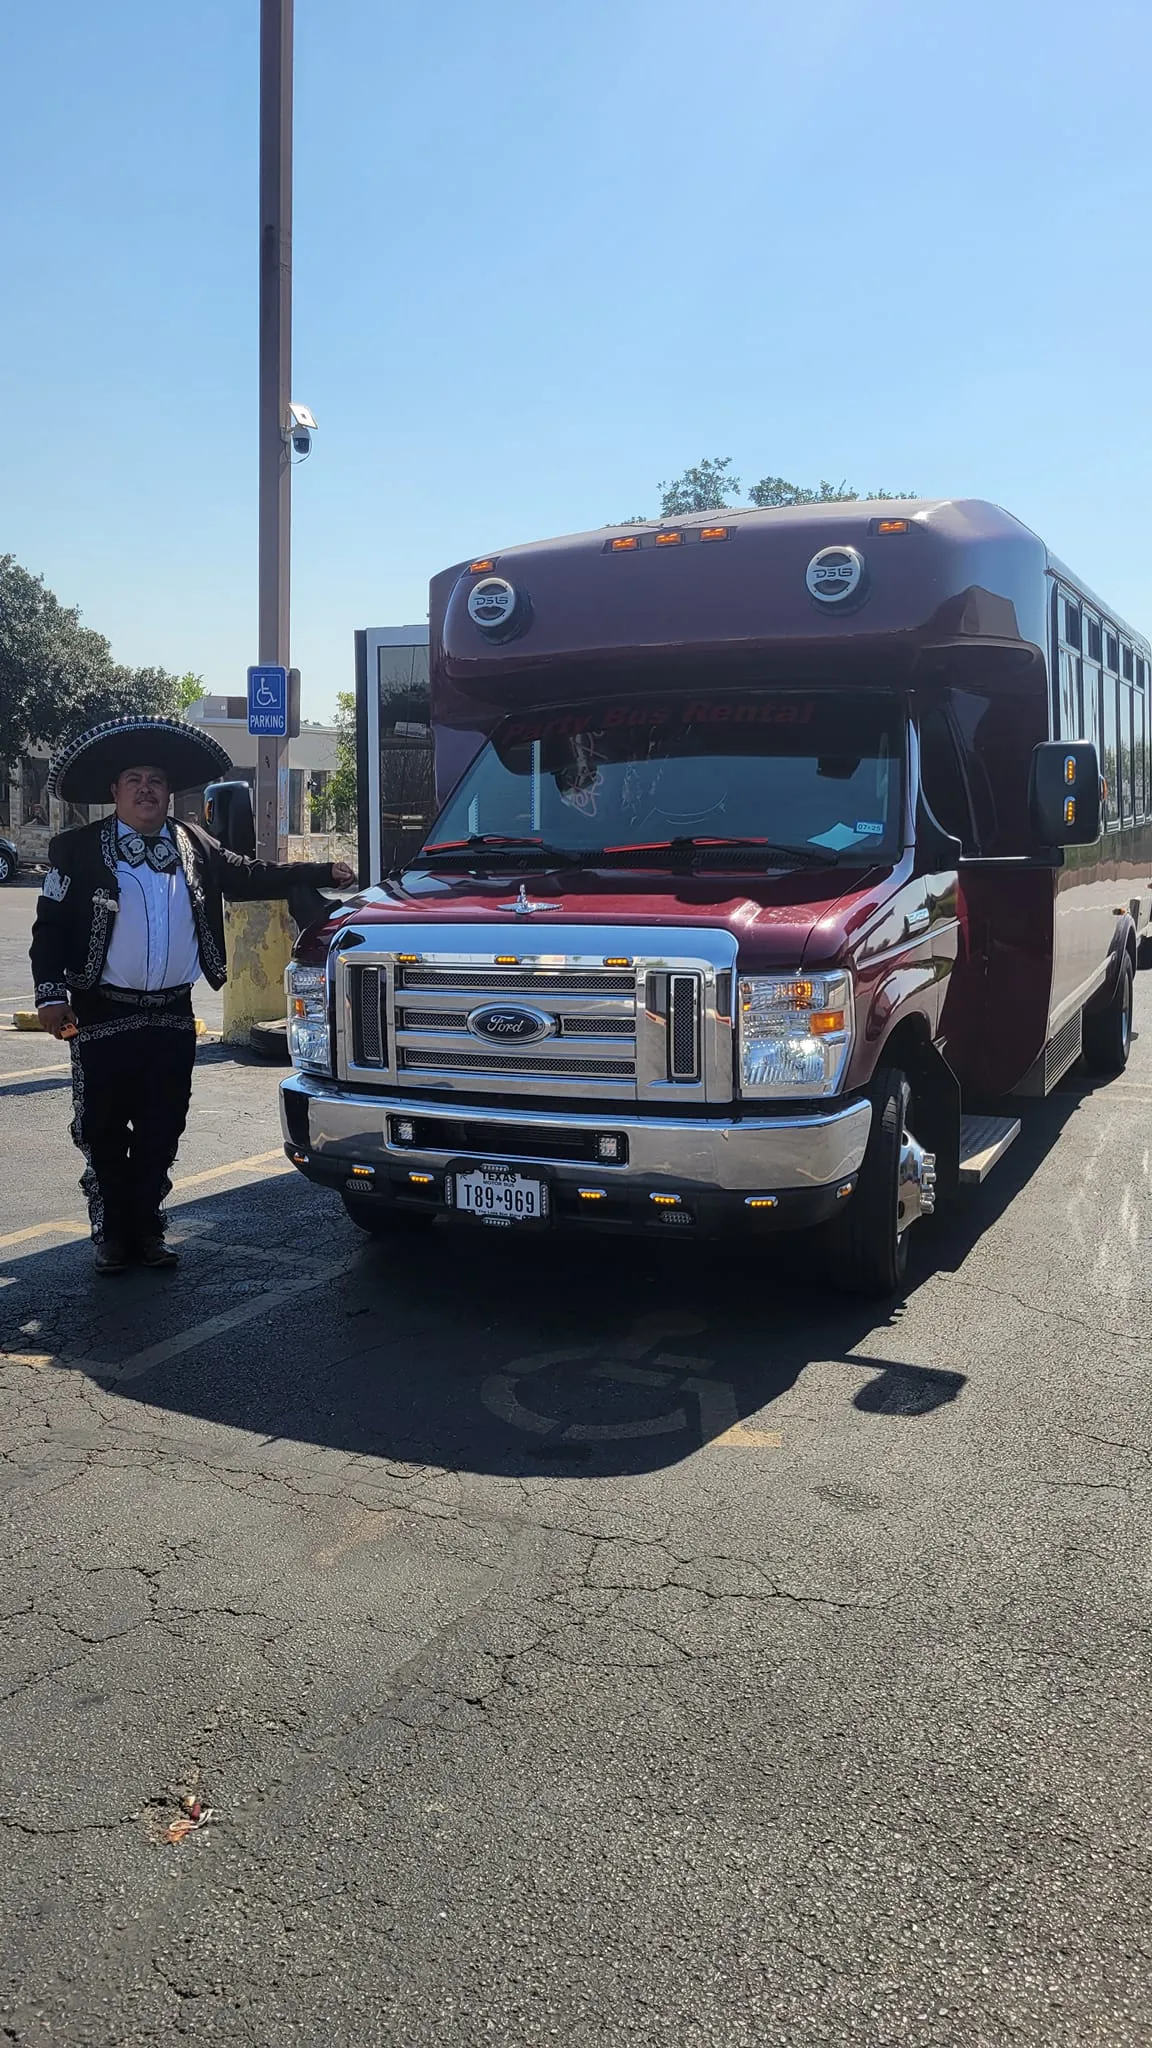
left=412, top=834, right=576, bottom=864
left=598, top=836, right=830, bottom=869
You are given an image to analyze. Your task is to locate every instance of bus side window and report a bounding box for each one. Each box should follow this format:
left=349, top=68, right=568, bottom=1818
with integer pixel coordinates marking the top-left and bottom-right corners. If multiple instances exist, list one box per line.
left=1120, top=680, right=1135, bottom=825
left=917, top=706, right=978, bottom=855
left=1131, top=659, right=1139, bottom=811
left=1101, top=673, right=1120, bottom=829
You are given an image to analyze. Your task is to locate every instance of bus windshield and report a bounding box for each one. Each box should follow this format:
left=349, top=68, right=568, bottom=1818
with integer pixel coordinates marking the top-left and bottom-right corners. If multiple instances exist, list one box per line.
left=419, top=690, right=904, bottom=867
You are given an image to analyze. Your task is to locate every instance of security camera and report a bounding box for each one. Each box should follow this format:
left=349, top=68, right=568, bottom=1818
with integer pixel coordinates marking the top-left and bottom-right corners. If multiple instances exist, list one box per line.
left=285, top=402, right=317, bottom=459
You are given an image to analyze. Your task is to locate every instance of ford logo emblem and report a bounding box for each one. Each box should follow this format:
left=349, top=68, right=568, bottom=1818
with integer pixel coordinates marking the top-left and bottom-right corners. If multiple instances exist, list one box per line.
left=466, top=1003, right=555, bottom=1044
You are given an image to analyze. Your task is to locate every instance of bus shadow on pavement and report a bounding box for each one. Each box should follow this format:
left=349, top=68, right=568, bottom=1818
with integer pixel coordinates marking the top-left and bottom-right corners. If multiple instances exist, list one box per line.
left=1, top=1091, right=1079, bottom=1478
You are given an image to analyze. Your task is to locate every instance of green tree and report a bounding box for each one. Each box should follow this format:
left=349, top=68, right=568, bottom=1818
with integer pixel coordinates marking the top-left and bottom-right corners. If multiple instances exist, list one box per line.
left=0, top=555, right=178, bottom=775
left=656, top=457, right=742, bottom=517
left=173, top=671, right=205, bottom=711
left=748, top=475, right=912, bottom=506
left=310, top=690, right=357, bottom=832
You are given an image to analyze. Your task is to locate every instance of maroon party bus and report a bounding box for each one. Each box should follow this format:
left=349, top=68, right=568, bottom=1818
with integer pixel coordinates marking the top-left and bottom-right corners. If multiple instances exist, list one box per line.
left=281, top=499, right=1152, bottom=1295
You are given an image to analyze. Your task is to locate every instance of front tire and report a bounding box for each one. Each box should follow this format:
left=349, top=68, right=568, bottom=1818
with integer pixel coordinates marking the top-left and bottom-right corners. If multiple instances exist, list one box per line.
left=0, top=850, right=13, bottom=884
left=822, top=1068, right=921, bottom=1299
left=1082, top=953, right=1134, bottom=1076
left=340, top=1191, right=435, bottom=1239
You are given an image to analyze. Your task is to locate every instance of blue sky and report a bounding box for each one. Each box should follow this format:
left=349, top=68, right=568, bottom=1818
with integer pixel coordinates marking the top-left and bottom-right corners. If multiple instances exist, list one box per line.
left=2, top=0, right=1150, bottom=722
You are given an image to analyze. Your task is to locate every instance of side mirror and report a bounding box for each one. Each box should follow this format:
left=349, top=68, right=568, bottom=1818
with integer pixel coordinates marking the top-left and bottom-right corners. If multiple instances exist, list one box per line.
left=1028, top=741, right=1101, bottom=846
left=203, top=780, right=256, bottom=857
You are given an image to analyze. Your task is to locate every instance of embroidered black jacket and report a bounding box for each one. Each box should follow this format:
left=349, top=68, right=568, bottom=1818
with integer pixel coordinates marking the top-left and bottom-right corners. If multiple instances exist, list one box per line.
left=30, top=816, right=340, bottom=1004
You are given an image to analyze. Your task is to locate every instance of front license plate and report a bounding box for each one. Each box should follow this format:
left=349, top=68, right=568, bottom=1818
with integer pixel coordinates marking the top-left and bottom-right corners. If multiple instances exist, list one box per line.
left=452, top=1163, right=549, bottom=1227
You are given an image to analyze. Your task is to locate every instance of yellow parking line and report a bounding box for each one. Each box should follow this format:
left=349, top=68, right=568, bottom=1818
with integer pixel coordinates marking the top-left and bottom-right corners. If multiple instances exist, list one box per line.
left=169, top=1147, right=289, bottom=1193
left=0, top=1148, right=291, bottom=1254
left=0, top=1221, right=88, bottom=1251
left=0, top=1061, right=70, bottom=1085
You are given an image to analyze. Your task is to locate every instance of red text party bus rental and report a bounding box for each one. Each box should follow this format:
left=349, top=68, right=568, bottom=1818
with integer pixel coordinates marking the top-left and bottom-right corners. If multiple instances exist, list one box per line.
left=281, top=500, right=1152, bottom=1295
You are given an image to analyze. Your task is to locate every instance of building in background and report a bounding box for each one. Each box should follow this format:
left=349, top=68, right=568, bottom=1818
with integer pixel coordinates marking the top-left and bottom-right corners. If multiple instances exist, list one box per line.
left=3, top=701, right=341, bottom=865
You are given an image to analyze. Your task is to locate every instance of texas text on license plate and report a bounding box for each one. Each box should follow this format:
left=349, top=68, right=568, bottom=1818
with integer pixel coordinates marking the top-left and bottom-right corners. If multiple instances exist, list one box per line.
left=452, top=1162, right=549, bottom=1227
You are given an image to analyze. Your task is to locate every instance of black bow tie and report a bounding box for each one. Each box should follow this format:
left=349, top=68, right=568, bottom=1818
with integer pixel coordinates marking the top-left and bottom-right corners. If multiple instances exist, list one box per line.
left=119, top=829, right=180, bottom=873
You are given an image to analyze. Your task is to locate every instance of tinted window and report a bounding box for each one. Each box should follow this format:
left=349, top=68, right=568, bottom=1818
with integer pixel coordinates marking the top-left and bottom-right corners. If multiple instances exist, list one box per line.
left=1063, top=600, right=1082, bottom=648
left=1058, top=647, right=1079, bottom=737
left=425, top=691, right=905, bottom=866
left=918, top=706, right=976, bottom=852
left=1086, top=618, right=1102, bottom=663
left=1123, top=645, right=1135, bottom=681
left=1102, top=676, right=1120, bottom=829
left=1106, top=632, right=1120, bottom=671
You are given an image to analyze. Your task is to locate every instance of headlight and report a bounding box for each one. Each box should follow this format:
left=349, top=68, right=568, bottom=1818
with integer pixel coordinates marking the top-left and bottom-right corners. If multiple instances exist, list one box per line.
left=286, top=963, right=331, bottom=1073
left=738, top=972, right=853, bottom=1097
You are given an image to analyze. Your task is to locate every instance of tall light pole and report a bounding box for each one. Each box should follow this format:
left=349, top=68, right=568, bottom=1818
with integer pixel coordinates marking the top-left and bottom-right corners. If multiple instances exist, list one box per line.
left=255, top=0, right=292, bottom=861
left=223, top=0, right=295, bottom=1042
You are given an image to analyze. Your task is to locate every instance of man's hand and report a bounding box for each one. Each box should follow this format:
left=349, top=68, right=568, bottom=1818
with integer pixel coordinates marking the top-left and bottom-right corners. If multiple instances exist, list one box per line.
left=329, top=863, right=357, bottom=889
left=38, top=1002, right=78, bottom=1040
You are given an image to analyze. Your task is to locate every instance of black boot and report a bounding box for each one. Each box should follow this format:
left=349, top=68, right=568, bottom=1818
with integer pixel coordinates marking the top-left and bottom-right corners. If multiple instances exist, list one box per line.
left=93, top=1240, right=129, bottom=1276
left=138, top=1236, right=179, bottom=1270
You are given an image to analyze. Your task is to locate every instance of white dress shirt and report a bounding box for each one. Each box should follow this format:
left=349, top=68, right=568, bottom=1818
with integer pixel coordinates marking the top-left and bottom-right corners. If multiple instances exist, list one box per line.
left=102, top=826, right=203, bottom=992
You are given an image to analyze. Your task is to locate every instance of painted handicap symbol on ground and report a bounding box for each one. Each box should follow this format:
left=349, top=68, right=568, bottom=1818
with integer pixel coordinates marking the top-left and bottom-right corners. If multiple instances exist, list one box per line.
left=480, top=1311, right=780, bottom=1449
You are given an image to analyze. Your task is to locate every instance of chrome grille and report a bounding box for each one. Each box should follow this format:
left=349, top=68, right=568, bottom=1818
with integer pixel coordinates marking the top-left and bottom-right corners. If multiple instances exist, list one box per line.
left=559, top=1017, right=633, bottom=1037
left=400, top=967, right=634, bottom=996
left=401, top=1050, right=635, bottom=1078
left=399, top=1008, right=469, bottom=1031
left=668, top=974, right=701, bottom=1081
left=334, top=924, right=738, bottom=1101
left=349, top=966, right=386, bottom=1068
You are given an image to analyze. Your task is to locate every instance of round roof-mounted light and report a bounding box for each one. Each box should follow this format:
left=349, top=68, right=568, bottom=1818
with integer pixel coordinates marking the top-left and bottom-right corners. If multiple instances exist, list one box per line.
left=805, top=546, right=867, bottom=606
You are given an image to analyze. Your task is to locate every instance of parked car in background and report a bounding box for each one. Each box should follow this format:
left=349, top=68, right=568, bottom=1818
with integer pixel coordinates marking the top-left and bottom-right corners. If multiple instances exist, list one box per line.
left=0, top=836, right=19, bottom=884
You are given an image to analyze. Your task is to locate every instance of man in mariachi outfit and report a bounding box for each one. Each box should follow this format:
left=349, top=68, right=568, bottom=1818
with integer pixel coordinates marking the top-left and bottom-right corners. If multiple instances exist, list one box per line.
left=30, top=714, right=355, bottom=1274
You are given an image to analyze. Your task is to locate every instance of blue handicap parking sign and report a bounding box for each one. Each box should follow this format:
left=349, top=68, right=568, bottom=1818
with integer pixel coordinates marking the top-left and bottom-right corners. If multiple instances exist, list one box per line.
left=247, top=665, right=288, bottom=737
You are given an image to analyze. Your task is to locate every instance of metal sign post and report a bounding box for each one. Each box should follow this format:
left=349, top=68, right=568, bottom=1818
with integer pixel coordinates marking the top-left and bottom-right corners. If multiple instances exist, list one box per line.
left=255, top=0, right=292, bottom=861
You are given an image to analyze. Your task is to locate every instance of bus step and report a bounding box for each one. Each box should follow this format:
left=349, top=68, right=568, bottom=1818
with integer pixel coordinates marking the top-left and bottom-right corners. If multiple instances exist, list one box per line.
left=959, top=1114, right=1021, bottom=1186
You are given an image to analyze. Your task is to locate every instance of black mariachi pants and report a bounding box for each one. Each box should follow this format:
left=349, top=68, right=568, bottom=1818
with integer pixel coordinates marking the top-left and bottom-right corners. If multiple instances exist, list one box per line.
left=68, top=986, right=198, bottom=1246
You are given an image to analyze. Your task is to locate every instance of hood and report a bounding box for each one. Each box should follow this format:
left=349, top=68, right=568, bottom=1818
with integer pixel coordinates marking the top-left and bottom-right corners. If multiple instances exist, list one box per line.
left=295, top=861, right=902, bottom=975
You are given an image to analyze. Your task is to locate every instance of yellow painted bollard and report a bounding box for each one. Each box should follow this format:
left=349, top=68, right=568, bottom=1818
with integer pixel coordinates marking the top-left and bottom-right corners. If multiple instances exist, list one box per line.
left=222, top=900, right=295, bottom=1045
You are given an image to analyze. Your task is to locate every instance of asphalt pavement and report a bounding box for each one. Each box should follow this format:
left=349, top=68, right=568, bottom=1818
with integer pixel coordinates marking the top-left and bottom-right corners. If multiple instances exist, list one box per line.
left=1, top=873, right=1150, bottom=2047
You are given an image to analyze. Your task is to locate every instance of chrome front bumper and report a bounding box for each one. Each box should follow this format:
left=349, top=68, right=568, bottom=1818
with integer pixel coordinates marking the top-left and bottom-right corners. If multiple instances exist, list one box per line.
left=281, top=1074, right=872, bottom=1194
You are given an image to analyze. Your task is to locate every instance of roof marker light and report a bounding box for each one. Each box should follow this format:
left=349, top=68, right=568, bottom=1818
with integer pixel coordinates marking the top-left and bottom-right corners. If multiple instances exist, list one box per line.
left=655, top=530, right=683, bottom=547
left=875, top=519, right=910, bottom=535
left=700, top=526, right=729, bottom=542
left=610, top=535, right=641, bottom=551
left=744, top=1195, right=779, bottom=1209
left=1065, top=756, right=1077, bottom=784
left=650, top=1192, right=681, bottom=1205
left=470, top=557, right=495, bottom=572
left=495, top=955, right=519, bottom=965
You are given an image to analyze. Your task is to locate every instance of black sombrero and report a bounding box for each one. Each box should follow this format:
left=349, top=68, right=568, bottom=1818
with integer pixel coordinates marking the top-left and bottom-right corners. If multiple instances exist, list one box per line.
left=48, top=716, right=234, bottom=805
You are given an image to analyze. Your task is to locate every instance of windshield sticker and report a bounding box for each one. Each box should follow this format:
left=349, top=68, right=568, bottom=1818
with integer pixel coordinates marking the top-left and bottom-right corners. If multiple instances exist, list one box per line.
left=854, top=819, right=884, bottom=836
left=809, top=822, right=869, bottom=851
